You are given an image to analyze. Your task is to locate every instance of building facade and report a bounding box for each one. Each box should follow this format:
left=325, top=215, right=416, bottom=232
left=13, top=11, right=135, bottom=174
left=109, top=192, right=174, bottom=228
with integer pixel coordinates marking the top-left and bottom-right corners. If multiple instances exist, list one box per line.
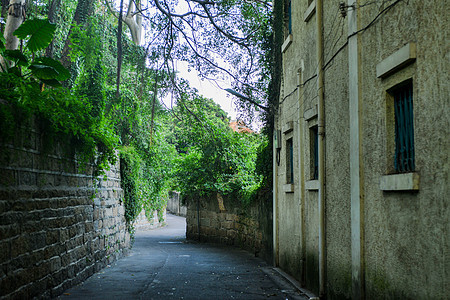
left=273, top=0, right=448, bottom=298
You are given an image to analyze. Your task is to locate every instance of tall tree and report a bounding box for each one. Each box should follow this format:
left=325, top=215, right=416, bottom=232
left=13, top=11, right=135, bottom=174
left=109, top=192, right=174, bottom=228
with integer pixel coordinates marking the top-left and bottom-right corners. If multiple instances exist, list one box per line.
left=105, top=0, right=143, bottom=45
left=2, top=0, right=25, bottom=50
left=44, top=0, right=62, bottom=57
left=60, top=0, right=96, bottom=68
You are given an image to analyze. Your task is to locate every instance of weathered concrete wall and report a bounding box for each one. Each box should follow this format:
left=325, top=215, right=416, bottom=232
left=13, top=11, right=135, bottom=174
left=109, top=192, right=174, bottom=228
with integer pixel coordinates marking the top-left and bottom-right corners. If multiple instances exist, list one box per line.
left=0, top=124, right=130, bottom=299
left=185, top=193, right=272, bottom=262
left=167, top=191, right=187, bottom=217
left=275, top=0, right=448, bottom=299
left=359, top=1, right=449, bottom=298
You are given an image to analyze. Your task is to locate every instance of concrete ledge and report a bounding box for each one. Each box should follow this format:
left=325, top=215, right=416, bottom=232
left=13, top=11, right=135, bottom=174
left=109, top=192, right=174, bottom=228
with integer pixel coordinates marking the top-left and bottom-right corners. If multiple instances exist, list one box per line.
left=283, top=184, right=294, bottom=193
left=304, top=0, right=316, bottom=22
left=305, top=180, right=319, bottom=191
left=281, top=34, right=293, bottom=53
left=380, top=172, right=420, bottom=191
left=282, top=121, right=294, bottom=134
left=304, top=105, right=318, bottom=121
left=376, top=43, right=416, bottom=78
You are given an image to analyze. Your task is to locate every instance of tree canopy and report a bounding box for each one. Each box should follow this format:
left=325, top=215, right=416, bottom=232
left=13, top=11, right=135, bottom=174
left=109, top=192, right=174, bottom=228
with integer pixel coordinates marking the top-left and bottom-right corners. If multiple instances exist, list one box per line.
left=0, top=0, right=276, bottom=231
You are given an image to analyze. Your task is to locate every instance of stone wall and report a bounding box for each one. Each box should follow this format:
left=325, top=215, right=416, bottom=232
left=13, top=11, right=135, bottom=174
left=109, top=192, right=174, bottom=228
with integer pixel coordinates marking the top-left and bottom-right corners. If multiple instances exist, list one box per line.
left=185, top=192, right=272, bottom=262
left=134, top=209, right=167, bottom=231
left=0, top=125, right=130, bottom=299
left=166, top=191, right=186, bottom=217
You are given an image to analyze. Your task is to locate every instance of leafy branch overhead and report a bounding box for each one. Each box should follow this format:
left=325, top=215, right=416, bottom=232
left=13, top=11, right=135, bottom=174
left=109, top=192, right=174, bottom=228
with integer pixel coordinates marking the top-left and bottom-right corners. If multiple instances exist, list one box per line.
left=105, top=0, right=273, bottom=119
left=0, top=19, right=69, bottom=86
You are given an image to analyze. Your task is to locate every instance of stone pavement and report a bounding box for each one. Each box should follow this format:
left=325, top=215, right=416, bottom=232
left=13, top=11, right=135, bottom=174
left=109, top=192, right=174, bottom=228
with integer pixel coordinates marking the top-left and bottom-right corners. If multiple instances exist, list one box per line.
left=58, top=214, right=309, bottom=300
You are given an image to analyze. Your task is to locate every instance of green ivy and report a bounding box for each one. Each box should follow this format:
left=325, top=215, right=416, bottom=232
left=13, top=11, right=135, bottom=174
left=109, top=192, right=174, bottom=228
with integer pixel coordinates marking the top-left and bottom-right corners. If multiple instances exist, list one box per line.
left=0, top=19, right=118, bottom=176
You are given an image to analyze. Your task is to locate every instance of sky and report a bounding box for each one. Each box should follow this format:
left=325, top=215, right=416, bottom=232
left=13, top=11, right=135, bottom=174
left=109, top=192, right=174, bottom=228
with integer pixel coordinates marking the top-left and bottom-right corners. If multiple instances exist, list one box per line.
left=166, top=61, right=239, bottom=120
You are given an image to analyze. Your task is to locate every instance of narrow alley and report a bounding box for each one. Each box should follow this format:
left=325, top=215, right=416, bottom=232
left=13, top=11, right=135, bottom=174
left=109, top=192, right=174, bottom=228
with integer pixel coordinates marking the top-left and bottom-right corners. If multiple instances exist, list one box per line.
left=58, top=214, right=308, bottom=300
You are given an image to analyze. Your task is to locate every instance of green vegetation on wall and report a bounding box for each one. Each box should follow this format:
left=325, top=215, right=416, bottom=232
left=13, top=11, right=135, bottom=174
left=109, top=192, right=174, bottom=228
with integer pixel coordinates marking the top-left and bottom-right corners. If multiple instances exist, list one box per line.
left=1, top=0, right=276, bottom=233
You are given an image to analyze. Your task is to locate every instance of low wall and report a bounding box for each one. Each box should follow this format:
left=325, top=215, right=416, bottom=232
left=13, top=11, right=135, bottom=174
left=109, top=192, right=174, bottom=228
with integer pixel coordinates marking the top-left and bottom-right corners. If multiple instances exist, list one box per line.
left=134, top=209, right=167, bottom=230
left=167, top=191, right=187, bottom=217
left=186, top=192, right=272, bottom=262
left=0, top=125, right=130, bottom=299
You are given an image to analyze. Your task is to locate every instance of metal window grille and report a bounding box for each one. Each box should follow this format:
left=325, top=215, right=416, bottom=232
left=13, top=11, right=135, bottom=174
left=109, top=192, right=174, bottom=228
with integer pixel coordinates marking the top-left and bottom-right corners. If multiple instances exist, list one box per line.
left=394, top=83, right=415, bottom=172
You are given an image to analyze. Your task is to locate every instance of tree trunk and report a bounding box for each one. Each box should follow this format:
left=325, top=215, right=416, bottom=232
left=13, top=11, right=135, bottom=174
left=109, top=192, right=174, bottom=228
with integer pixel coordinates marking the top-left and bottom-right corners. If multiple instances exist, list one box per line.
left=3, top=0, right=25, bottom=50
left=124, top=0, right=142, bottom=45
left=60, top=0, right=96, bottom=68
left=45, top=0, right=61, bottom=58
left=1, top=0, right=25, bottom=70
left=116, top=0, right=124, bottom=99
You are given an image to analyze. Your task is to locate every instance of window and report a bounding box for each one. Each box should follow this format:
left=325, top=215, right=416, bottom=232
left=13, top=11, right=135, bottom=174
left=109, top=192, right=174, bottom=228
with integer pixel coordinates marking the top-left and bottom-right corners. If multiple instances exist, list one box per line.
left=284, top=0, right=292, bottom=37
left=393, top=82, right=415, bottom=172
left=310, top=126, right=318, bottom=180
left=286, top=138, right=294, bottom=184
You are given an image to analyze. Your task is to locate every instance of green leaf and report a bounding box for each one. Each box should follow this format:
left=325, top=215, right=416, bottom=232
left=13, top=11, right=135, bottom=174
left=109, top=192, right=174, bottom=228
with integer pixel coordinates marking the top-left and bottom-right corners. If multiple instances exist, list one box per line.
left=0, top=35, right=5, bottom=50
left=14, top=19, right=56, bottom=52
left=34, top=57, right=70, bottom=81
left=40, top=79, right=62, bottom=87
left=28, top=64, right=58, bottom=80
left=3, top=50, right=28, bottom=66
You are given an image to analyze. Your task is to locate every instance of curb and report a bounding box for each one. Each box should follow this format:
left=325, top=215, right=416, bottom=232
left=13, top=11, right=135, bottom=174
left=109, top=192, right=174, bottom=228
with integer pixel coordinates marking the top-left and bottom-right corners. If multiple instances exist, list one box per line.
left=262, top=267, right=319, bottom=300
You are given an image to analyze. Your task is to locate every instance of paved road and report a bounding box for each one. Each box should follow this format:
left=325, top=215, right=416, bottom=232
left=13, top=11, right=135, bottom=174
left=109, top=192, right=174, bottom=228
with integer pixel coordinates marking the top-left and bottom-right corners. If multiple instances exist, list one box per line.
left=59, top=214, right=308, bottom=300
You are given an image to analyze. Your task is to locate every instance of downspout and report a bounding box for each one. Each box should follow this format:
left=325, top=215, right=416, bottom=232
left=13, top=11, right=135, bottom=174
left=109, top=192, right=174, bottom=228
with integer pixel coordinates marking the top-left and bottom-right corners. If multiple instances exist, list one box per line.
left=297, top=68, right=306, bottom=285
left=316, top=0, right=326, bottom=297
left=348, top=1, right=365, bottom=298
left=273, top=124, right=279, bottom=267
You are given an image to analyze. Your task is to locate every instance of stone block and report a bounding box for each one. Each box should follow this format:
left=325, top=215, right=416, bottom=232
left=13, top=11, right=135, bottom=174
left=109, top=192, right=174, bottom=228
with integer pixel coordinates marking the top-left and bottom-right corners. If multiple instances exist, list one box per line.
left=49, top=256, right=62, bottom=273
left=0, top=169, right=17, bottom=187
left=200, top=218, right=210, bottom=227
left=29, top=231, right=47, bottom=251
left=223, top=221, right=234, bottom=230
left=0, top=240, right=11, bottom=262
left=0, top=224, right=20, bottom=239
left=11, top=235, right=29, bottom=258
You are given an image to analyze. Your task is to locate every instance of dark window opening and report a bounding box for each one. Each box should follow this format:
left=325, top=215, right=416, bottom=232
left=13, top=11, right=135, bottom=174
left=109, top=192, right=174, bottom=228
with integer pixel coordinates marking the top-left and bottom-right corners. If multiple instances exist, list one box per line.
left=284, top=0, right=292, bottom=37
left=393, top=82, right=415, bottom=172
left=310, top=126, right=319, bottom=180
left=286, top=138, right=294, bottom=184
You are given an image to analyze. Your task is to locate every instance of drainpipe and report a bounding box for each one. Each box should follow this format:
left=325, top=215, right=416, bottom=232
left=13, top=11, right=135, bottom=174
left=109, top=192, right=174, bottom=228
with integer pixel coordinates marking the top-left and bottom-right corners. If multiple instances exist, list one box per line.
left=316, top=0, right=326, bottom=297
left=297, top=68, right=306, bottom=285
left=273, top=122, right=279, bottom=267
left=348, top=1, right=365, bottom=299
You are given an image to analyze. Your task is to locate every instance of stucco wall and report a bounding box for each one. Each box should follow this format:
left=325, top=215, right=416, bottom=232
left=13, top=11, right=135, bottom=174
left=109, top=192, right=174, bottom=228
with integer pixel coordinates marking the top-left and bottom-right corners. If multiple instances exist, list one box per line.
left=0, top=123, right=130, bottom=299
left=275, top=0, right=448, bottom=298
left=359, top=1, right=449, bottom=298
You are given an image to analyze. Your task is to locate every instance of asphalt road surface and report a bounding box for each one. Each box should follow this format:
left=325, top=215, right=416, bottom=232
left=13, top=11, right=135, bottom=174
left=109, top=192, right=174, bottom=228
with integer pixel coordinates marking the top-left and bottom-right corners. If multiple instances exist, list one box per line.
left=59, top=214, right=308, bottom=300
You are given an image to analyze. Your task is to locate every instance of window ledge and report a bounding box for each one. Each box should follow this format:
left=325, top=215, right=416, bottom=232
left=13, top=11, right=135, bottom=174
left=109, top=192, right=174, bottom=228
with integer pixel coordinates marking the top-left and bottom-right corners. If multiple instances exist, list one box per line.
left=283, top=184, right=295, bottom=193
left=376, top=43, right=416, bottom=78
left=304, top=0, right=316, bottom=22
left=304, top=105, right=318, bottom=121
left=282, top=121, right=294, bottom=134
left=380, top=172, right=420, bottom=191
left=282, top=34, right=293, bottom=53
left=305, top=180, right=319, bottom=191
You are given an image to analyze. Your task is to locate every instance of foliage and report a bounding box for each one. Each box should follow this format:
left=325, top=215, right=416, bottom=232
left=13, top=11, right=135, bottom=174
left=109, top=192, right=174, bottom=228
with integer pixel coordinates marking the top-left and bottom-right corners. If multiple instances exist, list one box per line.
left=1, top=0, right=275, bottom=230
left=119, top=146, right=144, bottom=224
left=0, top=19, right=117, bottom=176
left=171, top=88, right=265, bottom=204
